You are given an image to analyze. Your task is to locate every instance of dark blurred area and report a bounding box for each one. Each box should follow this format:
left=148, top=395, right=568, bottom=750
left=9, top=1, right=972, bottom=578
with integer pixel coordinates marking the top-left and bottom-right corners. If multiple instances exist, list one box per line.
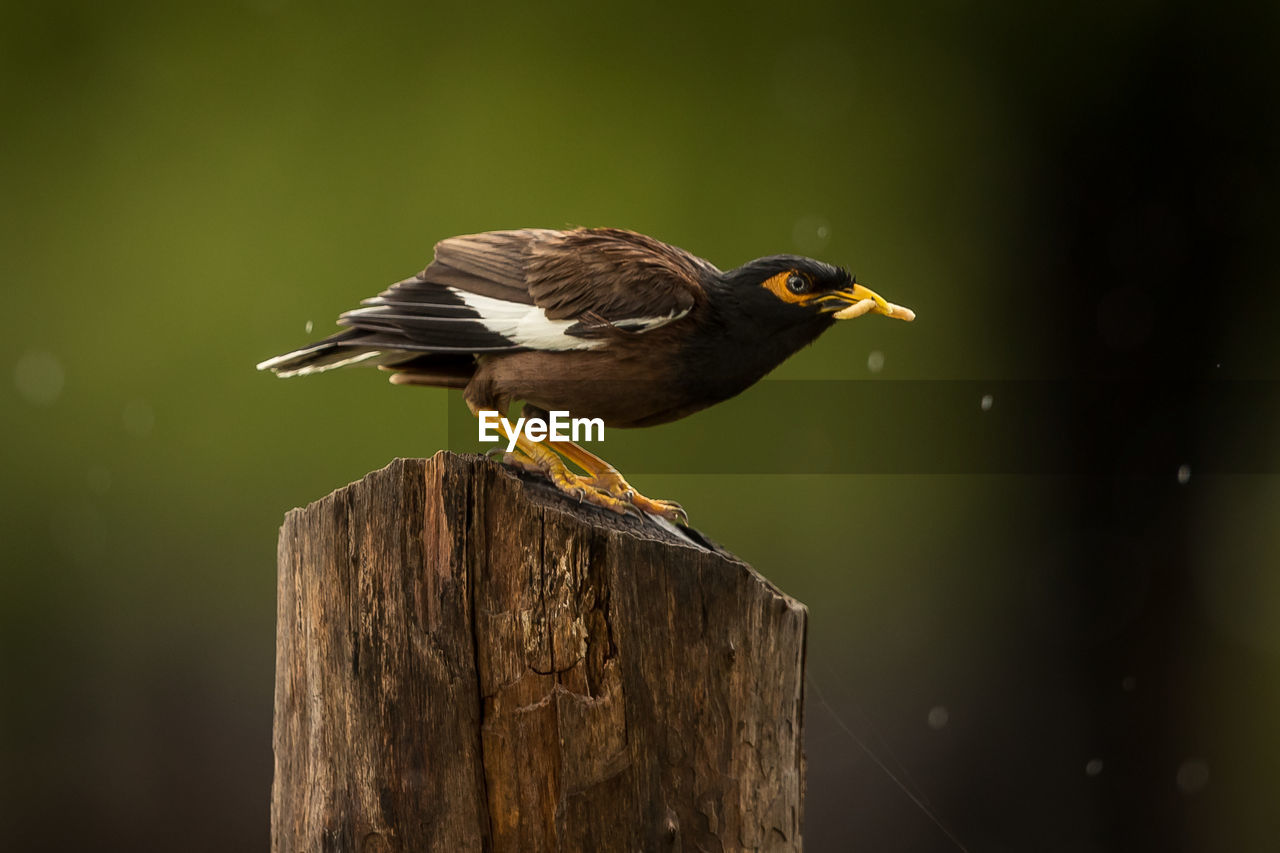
left=2, top=1, right=1277, bottom=851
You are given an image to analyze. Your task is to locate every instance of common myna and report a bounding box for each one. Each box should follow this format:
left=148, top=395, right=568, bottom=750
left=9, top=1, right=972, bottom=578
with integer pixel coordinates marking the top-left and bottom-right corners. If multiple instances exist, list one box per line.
left=258, top=228, right=914, bottom=522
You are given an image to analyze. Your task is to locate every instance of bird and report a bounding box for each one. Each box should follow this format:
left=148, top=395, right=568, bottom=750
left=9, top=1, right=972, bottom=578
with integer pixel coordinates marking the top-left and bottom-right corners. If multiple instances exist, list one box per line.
left=257, top=228, right=914, bottom=523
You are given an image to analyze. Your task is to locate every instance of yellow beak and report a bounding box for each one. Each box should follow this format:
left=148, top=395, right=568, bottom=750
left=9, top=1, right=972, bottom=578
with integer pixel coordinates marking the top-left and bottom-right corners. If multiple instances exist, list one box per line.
left=830, top=283, right=916, bottom=322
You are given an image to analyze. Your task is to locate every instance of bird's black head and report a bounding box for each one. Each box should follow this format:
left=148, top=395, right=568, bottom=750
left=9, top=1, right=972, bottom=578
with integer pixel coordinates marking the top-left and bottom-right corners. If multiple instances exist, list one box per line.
left=714, top=254, right=913, bottom=334
left=677, top=252, right=916, bottom=407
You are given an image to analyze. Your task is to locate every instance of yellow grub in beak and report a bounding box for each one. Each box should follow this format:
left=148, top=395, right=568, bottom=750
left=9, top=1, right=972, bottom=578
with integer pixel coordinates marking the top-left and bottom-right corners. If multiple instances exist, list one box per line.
left=831, top=283, right=916, bottom=322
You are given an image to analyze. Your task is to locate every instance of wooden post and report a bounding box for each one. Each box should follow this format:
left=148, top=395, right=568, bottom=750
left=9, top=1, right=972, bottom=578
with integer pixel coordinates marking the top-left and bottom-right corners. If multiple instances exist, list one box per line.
left=271, top=452, right=807, bottom=852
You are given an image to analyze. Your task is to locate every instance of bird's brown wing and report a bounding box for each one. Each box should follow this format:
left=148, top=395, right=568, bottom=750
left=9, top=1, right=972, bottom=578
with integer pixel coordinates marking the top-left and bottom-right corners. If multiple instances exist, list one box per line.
left=421, top=227, right=715, bottom=324
left=421, top=228, right=551, bottom=305
left=259, top=228, right=715, bottom=376
left=523, top=228, right=716, bottom=323
left=344, top=227, right=713, bottom=343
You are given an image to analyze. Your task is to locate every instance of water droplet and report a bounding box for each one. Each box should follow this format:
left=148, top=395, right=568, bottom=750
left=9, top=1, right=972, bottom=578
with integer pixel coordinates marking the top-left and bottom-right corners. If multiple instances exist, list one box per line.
left=305, top=320, right=314, bottom=334
left=1085, top=758, right=1104, bottom=776
left=791, top=215, right=832, bottom=255
left=980, top=394, right=994, bottom=411
left=1176, top=759, right=1209, bottom=794
left=87, top=466, right=111, bottom=495
left=122, top=400, right=155, bottom=437
left=1177, top=464, right=1191, bottom=485
left=866, top=350, right=885, bottom=373
left=927, top=705, right=949, bottom=730
left=14, top=350, right=65, bottom=406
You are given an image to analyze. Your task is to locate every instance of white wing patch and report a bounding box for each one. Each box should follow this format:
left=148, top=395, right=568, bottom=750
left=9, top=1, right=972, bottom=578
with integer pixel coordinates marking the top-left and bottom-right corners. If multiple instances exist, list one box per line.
left=455, top=290, right=690, bottom=348
left=339, top=289, right=691, bottom=353
left=454, top=291, right=599, bottom=351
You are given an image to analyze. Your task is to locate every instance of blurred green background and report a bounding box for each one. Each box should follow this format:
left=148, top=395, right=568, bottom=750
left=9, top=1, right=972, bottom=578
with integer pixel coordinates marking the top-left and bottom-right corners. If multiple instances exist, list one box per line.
left=3, top=1, right=1278, bottom=850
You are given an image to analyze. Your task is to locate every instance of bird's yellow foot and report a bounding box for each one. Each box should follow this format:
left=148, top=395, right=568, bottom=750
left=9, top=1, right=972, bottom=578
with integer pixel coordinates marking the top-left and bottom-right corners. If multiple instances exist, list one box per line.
left=499, top=441, right=686, bottom=524
left=573, top=464, right=687, bottom=524
left=503, top=449, right=647, bottom=518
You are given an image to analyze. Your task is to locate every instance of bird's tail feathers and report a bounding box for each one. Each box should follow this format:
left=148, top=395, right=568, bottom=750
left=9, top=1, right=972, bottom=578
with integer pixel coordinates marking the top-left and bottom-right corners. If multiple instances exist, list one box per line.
left=256, top=331, right=390, bottom=378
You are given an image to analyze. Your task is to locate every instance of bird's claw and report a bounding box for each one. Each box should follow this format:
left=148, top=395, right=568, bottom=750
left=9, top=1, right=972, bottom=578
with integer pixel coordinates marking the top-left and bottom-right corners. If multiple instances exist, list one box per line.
left=494, top=448, right=688, bottom=526
left=622, top=492, right=688, bottom=525
left=596, top=476, right=688, bottom=525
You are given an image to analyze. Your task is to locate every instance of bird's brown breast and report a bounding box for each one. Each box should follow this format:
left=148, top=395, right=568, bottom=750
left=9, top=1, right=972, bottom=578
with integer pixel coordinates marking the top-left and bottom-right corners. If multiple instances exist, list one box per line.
left=465, top=330, right=720, bottom=429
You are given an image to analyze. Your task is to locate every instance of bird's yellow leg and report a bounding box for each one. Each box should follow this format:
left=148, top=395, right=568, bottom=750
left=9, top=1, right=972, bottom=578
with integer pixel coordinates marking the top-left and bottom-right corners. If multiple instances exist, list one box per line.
left=510, top=434, right=649, bottom=518
left=476, top=411, right=645, bottom=518
left=546, top=439, right=687, bottom=524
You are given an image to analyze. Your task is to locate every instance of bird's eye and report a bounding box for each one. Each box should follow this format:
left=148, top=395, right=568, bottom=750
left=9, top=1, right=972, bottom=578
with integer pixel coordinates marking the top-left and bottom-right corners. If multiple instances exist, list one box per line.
left=786, top=273, right=809, bottom=294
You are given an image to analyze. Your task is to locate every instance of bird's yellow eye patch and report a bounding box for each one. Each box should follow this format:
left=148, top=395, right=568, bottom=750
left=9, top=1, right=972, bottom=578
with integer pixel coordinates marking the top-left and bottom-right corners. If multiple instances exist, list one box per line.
left=762, top=270, right=815, bottom=304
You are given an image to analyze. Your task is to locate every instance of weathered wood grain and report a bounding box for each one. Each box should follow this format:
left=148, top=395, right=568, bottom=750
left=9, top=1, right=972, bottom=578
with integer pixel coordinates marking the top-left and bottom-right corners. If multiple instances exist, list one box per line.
left=271, top=452, right=807, bottom=852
